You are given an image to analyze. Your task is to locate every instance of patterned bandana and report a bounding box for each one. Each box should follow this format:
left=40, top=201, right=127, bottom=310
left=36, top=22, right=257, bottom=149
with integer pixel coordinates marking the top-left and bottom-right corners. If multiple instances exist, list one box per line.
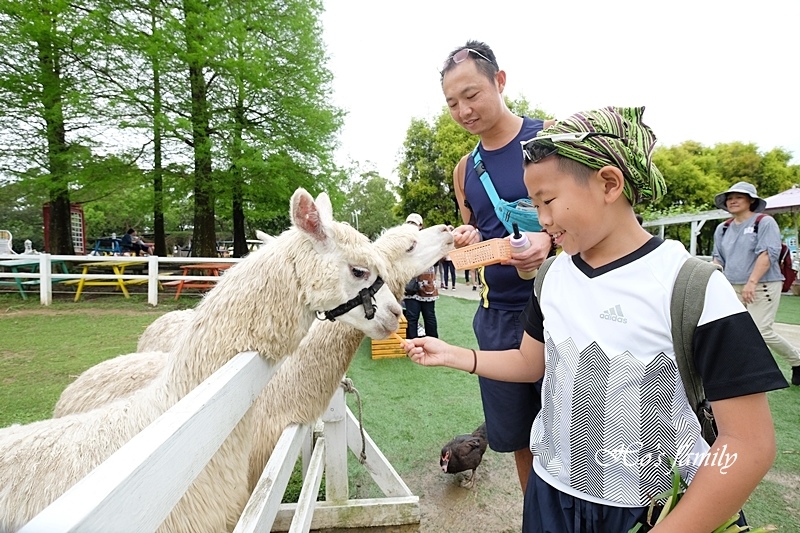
left=536, top=106, right=666, bottom=205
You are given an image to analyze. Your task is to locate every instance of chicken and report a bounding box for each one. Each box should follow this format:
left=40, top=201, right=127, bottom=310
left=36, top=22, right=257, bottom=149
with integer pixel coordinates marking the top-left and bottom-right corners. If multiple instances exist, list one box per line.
left=440, top=422, right=488, bottom=489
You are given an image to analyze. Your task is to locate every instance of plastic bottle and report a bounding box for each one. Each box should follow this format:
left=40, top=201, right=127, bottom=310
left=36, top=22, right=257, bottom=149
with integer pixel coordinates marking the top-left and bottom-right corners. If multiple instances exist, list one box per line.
left=509, top=222, right=536, bottom=280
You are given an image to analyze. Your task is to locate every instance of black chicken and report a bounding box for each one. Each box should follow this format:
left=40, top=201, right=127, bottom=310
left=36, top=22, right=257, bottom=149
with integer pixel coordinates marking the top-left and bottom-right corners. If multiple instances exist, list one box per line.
left=440, top=422, right=488, bottom=489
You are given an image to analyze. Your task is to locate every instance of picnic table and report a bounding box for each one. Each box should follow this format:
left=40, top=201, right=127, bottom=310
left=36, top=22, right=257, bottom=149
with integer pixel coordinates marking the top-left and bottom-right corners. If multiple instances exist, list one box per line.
left=64, top=259, right=149, bottom=301
left=0, top=257, right=70, bottom=299
left=163, top=262, right=234, bottom=299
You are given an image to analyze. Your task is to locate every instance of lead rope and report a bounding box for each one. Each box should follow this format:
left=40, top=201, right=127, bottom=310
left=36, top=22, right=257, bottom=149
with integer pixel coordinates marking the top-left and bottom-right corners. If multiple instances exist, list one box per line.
left=339, top=377, right=367, bottom=464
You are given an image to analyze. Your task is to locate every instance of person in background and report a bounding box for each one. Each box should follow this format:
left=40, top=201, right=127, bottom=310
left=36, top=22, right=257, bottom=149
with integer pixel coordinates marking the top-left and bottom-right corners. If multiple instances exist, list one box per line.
left=712, top=181, right=800, bottom=386
left=442, top=39, right=554, bottom=493
left=402, top=213, right=439, bottom=339
left=441, top=228, right=456, bottom=290
left=405, top=106, right=786, bottom=532
left=120, top=228, right=152, bottom=256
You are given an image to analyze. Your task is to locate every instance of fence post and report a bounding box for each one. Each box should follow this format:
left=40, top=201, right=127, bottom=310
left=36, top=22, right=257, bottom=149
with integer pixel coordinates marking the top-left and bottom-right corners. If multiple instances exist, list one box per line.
left=148, top=255, right=159, bottom=306
left=39, top=253, right=52, bottom=306
left=322, top=384, right=348, bottom=502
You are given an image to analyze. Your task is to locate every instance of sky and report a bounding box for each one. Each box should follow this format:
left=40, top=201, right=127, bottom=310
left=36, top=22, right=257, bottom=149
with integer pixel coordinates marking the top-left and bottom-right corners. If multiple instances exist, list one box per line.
left=320, top=0, right=800, bottom=182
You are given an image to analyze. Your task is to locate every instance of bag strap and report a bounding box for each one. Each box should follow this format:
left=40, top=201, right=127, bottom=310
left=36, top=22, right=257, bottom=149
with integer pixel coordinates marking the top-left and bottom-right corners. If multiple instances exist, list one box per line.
left=533, top=255, right=557, bottom=301
left=722, top=213, right=766, bottom=236
left=671, top=257, right=721, bottom=445
left=471, top=144, right=505, bottom=209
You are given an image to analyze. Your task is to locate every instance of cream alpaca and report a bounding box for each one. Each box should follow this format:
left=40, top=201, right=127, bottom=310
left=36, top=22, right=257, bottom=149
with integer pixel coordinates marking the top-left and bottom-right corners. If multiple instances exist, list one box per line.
left=0, top=189, right=402, bottom=533
left=53, top=223, right=453, bottom=490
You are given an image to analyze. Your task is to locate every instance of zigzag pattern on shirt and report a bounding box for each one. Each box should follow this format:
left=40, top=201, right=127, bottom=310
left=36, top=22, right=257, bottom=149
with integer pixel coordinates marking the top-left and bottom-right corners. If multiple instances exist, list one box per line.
left=569, top=342, right=609, bottom=497
left=638, top=352, right=678, bottom=503
left=602, top=352, right=644, bottom=502
left=534, top=341, right=705, bottom=506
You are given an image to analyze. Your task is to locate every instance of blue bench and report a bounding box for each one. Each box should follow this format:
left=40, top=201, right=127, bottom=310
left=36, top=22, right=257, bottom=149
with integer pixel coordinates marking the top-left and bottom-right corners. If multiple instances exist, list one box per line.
left=91, top=237, right=122, bottom=255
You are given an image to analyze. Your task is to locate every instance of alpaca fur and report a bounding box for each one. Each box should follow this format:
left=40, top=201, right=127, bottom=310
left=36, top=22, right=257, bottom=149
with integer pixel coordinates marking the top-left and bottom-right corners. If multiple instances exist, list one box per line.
left=0, top=189, right=402, bottom=533
left=52, top=223, right=454, bottom=492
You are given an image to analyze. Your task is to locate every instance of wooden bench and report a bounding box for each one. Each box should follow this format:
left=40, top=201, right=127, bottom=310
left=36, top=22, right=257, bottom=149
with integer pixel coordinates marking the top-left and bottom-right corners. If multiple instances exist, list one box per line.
left=370, top=316, right=408, bottom=359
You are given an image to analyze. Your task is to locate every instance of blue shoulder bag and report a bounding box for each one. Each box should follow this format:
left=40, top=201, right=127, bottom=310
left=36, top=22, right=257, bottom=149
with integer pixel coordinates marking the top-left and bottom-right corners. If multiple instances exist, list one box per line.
left=472, top=145, right=542, bottom=235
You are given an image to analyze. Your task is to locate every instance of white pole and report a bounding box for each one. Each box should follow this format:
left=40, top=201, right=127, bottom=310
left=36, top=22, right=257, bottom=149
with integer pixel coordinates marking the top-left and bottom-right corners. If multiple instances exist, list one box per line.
left=148, top=255, right=159, bottom=306
left=39, top=253, right=52, bottom=306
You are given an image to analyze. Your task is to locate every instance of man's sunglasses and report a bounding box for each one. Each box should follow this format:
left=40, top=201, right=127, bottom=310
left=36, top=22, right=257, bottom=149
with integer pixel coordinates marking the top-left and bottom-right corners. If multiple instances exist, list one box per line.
left=440, top=48, right=495, bottom=74
left=520, top=132, right=622, bottom=163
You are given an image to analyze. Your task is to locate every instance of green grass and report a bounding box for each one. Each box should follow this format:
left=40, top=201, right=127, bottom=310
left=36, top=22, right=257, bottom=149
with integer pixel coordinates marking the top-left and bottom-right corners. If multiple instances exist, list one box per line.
left=0, top=293, right=798, bottom=529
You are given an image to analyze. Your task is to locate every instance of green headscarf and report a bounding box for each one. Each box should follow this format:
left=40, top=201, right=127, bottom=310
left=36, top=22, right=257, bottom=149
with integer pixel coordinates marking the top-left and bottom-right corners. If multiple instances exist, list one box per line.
left=536, top=106, right=666, bottom=205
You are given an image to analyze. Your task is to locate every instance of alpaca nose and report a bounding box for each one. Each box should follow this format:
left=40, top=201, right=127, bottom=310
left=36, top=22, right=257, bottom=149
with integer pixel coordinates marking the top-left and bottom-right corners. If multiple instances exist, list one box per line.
left=390, top=300, right=403, bottom=319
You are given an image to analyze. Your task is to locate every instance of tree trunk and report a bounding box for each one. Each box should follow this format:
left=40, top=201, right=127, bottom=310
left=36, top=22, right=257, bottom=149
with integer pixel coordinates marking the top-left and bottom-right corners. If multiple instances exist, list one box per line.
left=231, top=100, right=247, bottom=258
left=37, top=12, right=73, bottom=255
left=151, top=12, right=166, bottom=257
left=184, top=1, right=215, bottom=258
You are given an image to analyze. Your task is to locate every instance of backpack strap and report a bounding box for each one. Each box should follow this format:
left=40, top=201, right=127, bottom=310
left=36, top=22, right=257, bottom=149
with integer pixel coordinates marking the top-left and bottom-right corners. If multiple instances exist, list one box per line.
left=671, top=257, right=722, bottom=445
left=722, top=213, right=767, bottom=236
left=471, top=145, right=505, bottom=210
left=533, top=256, right=557, bottom=301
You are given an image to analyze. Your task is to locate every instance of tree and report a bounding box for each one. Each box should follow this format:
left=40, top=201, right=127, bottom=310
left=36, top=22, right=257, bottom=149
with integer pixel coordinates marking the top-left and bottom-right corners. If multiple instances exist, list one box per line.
left=0, top=0, right=106, bottom=254
left=340, top=171, right=399, bottom=240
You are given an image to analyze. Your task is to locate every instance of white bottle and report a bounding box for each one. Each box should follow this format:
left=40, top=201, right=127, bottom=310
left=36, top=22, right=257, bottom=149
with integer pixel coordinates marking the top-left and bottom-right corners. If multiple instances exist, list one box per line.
left=510, top=223, right=536, bottom=280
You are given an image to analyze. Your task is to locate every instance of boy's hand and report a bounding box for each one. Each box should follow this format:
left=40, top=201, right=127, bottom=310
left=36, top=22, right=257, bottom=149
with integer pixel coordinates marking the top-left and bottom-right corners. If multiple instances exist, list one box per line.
left=452, top=225, right=480, bottom=248
left=402, top=337, right=453, bottom=368
left=503, top=232, right=551, bottom=271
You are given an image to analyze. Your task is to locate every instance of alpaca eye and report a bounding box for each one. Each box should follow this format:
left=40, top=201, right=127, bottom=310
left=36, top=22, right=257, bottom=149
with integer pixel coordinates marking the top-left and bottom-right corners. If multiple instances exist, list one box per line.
left=351, top=267, right=368, bottom=279
left=406, top=241, right=417, bottom=253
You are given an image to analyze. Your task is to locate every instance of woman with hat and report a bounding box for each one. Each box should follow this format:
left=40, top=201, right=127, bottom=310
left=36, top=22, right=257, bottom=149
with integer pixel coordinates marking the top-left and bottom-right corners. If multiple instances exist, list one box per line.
left=712, top=181, right=800, bottom=385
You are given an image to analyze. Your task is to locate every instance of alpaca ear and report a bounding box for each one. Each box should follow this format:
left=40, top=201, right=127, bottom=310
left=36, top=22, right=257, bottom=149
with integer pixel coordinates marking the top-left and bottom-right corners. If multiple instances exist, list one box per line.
left=291, top=188, right=328, bottom=242
left=314, top=192, right=334, bottom=224
left=255, top=230, right=275, bottom=244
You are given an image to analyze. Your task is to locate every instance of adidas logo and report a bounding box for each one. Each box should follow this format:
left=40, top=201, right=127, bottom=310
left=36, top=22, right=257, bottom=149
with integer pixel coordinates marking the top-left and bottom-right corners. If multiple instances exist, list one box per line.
left=599, top=304, right=628, bottom=324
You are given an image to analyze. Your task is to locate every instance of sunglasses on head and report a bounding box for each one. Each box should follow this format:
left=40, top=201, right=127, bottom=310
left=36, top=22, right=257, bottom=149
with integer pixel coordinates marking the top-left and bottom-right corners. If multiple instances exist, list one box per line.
left=520, top=131, right=622, bottom=163
left=440, top=48, right=495, bottom=74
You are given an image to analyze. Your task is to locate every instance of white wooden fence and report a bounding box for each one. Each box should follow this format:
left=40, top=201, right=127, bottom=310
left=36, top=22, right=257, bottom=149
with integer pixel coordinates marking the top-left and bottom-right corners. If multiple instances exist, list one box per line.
left=18, top=352, right=420, bottom=532
left=0, top=254, right=243, bottom=306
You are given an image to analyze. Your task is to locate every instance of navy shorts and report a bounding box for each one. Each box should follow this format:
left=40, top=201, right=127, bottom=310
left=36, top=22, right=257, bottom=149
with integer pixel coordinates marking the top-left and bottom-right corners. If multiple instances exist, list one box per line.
left=473, top=306, right=542, bottom=452
left=522, top=470, right=748, bottom=532
left=523, top=471, right=646, bottom=533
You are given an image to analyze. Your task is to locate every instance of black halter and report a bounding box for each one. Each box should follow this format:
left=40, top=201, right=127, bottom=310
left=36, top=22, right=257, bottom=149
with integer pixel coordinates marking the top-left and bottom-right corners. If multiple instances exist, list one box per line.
left=316, top=276, right=385, bottom=322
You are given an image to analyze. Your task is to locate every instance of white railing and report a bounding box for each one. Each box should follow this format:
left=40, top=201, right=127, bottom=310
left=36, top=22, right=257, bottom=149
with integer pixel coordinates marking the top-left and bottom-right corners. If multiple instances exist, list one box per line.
left=19, top=352, right=419, bottom=532
left=0, top=254, right=243, bottom=306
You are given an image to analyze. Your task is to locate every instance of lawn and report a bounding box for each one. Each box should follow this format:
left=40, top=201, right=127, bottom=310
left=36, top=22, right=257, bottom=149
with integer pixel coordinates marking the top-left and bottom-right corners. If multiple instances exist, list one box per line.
left=0, top=293, right=798, bottom=530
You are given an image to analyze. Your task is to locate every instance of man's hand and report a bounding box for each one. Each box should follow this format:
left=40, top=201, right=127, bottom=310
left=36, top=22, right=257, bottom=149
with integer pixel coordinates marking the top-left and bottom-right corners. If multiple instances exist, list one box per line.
left=452, top=225, right=481, bottom=248
left=503, top=232, right=551, bottom=271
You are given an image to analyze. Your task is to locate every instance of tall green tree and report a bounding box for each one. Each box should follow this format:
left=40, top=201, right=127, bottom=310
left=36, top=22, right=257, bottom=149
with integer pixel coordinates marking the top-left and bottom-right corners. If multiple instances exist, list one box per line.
left=0, top=0, right=106, bottom=254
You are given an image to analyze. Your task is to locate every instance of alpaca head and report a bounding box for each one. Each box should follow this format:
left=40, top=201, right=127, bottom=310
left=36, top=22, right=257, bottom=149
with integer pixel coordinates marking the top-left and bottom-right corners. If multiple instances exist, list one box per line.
left=374, top=223, right=455, bottom=298
left=287, top=188, right=402, bottom=339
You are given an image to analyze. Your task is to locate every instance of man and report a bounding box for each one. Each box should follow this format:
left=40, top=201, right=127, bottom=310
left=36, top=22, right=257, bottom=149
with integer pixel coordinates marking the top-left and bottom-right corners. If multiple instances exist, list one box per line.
left=441, top=40, right=554, bottom=493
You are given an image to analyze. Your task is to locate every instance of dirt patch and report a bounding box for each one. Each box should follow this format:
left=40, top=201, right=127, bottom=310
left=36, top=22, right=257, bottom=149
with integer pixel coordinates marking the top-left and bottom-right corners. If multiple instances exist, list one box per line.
left=324, top=451, right=523, bottom=533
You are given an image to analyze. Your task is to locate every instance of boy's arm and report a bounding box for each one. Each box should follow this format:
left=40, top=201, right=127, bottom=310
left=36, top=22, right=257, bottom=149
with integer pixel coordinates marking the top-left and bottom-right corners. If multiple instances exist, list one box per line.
left=403, top=332, right=545, bottom=383
left=650, top=392, right=777, bottom=533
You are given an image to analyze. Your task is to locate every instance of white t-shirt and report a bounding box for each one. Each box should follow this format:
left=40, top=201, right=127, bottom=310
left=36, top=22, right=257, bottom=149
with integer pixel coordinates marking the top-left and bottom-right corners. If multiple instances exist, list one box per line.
left=522, top=238, right=786, bottom=507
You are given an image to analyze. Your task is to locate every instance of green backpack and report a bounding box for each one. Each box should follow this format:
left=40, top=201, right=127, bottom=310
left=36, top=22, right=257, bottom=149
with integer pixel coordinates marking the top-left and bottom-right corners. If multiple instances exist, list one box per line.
left=534, top=256, right=720, bottom=445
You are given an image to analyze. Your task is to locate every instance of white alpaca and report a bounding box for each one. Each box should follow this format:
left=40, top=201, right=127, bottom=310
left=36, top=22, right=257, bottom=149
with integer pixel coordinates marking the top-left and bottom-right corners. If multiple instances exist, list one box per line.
left=53, top=223, right=454, bottom=489
left=0, top=189, right=402, bottom=533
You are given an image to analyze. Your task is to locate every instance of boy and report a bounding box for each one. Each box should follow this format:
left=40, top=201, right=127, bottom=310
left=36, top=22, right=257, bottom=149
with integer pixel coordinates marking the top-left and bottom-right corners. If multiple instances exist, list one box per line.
left=403, top=106, right=787, bottom=532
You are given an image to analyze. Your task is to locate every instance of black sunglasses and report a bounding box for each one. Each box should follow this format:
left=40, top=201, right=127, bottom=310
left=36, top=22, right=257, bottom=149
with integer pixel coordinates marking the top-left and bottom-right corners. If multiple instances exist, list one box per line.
left=520, top=132, right=622, bottom=163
